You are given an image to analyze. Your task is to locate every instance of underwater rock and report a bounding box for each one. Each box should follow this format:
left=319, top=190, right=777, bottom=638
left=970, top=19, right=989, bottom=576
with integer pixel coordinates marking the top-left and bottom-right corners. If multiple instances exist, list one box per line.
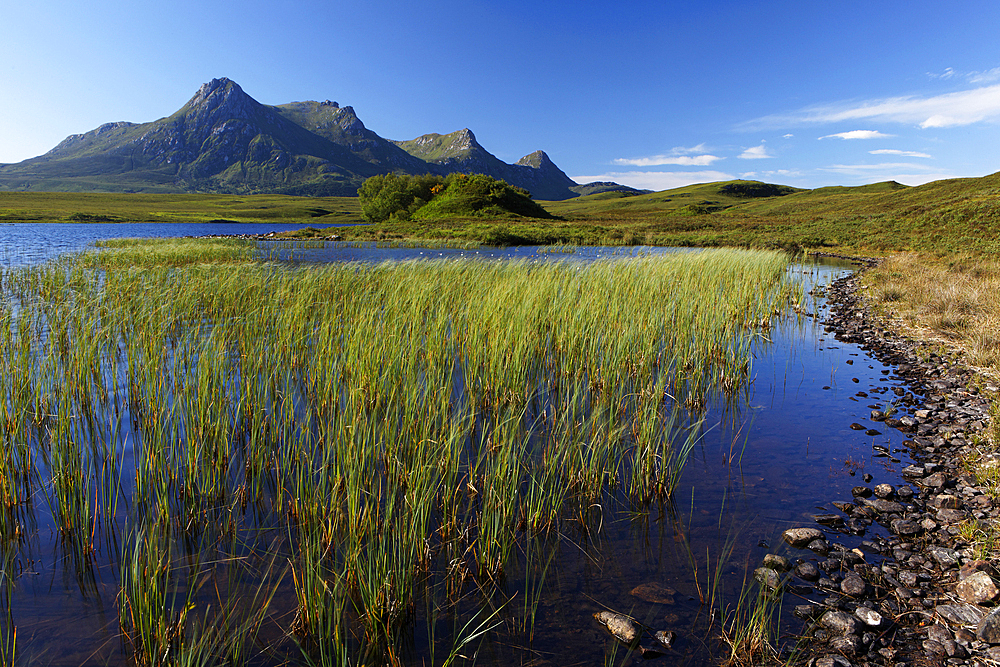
left=629, top=582, right=677, bottom=604
left=782, top=527, right=824, bottom=547
left=762, top=554, right=791, bottom=571
left=593, top=611, right=640, bottom=645
left=754, top=567, right=783, bottom=590
left=654, top=630, right=676, bottom=648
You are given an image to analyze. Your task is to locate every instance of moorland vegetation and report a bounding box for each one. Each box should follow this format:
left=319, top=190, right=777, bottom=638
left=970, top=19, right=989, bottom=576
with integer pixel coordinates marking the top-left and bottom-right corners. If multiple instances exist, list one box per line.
left=3, top=167, right=1000, bottom=665
left=0, top=241, right=795, bottom=665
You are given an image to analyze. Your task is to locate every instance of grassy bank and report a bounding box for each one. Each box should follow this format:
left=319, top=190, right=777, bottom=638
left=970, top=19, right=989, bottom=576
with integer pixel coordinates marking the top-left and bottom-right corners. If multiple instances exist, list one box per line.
left=7, top=172, right=1000, bottom=255
left=864, top=254, right=1000, bottom=440
left=0, top=241, right=795, bottom=666
left=0, top=191, right=365, bottom=225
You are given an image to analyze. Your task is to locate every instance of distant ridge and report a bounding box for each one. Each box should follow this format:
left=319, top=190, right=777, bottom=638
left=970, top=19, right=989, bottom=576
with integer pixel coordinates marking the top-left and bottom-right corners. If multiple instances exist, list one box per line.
left=0, top=78, right=612, bottom=199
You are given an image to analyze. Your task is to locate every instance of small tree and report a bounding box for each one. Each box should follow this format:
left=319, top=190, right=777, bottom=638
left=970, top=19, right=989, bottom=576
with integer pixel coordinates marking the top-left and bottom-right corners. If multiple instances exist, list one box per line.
left=357, top=173, right=447, bottom=222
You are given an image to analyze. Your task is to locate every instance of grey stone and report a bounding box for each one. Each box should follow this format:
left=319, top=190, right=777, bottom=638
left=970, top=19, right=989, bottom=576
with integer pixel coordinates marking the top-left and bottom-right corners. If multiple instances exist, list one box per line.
left=927, top=624, right=953, bottom=644
left=807, top=539, right=830, bottom=555
left=762, top=554, right=791, bottom=571
left=928, top=546, right=960, bottom=568
left=923, top=639, right=947, bottom=656
left=753, top=567, right=783, bottom=590
left=863, top=497, right=905, bottom=513
left=932, top=494, right=963, bottom=509
left=796, top=561, right=820, bottom=581
left=854, top=606, right=883, bottom=627
left=923, top=472, right=947, bottom=488
left=957, top=571, right=999, bottom=604
left=841, top=574, right=867, bottom=597
left=820, top=609, right=859, bottom=636
left=782, top=527, right=824, bottom=548
left=814, top=656, right=853, bottom=667
left=874, top=483, right=895, bottom=498
left=937, top=508, right=968, bottom=523
left=944, top=639, right=967, bottom=658
left=891, top=518, right=922, bottom=536
left=979, top=607, right=1000, bottom=644
left=937, top=603, right=985, bottom=626
left=830, top=634, right=862, bottom=657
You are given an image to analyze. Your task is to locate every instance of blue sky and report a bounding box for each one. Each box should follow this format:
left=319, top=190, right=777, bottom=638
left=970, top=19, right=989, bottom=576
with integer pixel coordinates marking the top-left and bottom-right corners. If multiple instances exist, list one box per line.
left=2, top=0, right=1000, bottom=191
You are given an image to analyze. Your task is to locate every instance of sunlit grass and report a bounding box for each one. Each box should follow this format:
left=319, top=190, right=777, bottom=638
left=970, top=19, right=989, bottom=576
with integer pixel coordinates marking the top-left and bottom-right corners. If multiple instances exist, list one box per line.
left=0, top=241, right=795, bottom=665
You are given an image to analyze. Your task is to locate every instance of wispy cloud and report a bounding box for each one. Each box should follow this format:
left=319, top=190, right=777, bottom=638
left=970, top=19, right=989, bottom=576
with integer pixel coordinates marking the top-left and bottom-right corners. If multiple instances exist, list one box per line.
left=738, top=143, right=773, bottom=159
left=968, top=67, right=1000, bottom=84
left=570, top=170, right=735, bottom=192
left=869, top=149, right=932, bottom=158
left=613, top=144, right=721, bottom=167
left=817, top=162, right=955, bottom=186
left=741, top=169, right=803, bottom=180
left=927, top=66, right=1000, bottom=84
left=927, top=67, right=956, bottom=80
left=613, top=154, right=722, bottom=167
left=748, top=83, right=1000, bottom=129
left=820, top=162, right=937, bottom=173
left=819, top=130, right=894, bottom=140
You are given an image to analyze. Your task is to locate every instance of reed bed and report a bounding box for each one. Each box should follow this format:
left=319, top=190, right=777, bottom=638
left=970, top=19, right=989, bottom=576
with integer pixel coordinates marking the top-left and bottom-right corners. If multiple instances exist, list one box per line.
left=0, top=244, right=794, bottom=666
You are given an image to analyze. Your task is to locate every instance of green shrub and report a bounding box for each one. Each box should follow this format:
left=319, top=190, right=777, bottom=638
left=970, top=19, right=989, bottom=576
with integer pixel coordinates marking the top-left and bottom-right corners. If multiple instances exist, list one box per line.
left=357, top=172, right=553, bottom=223
left=357, top=173, right=444, bottom=222
left=413, top=174, right=552, bottom=220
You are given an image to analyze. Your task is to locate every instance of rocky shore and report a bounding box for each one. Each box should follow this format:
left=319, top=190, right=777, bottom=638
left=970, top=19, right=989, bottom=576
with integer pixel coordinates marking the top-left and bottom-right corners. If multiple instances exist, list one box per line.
left=769, top=258, right=998, bottom=667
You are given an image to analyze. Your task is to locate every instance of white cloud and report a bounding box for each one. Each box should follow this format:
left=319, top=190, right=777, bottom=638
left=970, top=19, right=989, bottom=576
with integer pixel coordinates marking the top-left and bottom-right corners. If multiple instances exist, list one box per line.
left=670, top=143, right=711, bottom=155
left=782, top=133, right=794, bottom=139
left=748, top=83, right=1000, bottom=129
left=738, top=143, right=773, bottom=159
left=612, top=154, right=722, bottom=167
left=927, top=67, right=956, bottom=80
left=613, top=144, right=721, bottom=167
left=969, top=67, right=1000, bottom=84
left=570, top=170, right=735, bottom=192
left=819, top=130, right=894, bottom=140
left=869, top=149, right=932, bottom=158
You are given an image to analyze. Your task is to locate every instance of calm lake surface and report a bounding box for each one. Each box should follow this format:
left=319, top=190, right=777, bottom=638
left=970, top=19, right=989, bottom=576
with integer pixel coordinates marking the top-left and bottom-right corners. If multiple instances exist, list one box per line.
left=0, top=224, right=918, bottom=665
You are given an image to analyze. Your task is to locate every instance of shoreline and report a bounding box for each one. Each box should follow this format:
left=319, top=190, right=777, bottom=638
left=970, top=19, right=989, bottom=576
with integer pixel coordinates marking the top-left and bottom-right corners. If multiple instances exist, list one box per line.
left=785, top=261, right=998, bottom=667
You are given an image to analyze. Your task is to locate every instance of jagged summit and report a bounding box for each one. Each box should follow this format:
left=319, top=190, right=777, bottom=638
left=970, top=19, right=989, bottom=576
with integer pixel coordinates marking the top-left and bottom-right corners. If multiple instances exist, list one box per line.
left=0, top=78, right=597, bottom=199
left=188, top=77, right=244, bottom=105
left=515, top=150, right=555, bottom=169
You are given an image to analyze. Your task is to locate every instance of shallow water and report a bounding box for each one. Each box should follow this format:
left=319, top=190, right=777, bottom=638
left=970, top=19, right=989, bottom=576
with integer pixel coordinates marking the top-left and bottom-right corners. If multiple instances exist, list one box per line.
left=0, top=222, right=319, bottom=267
left=0, top=226, right=920, bottom=665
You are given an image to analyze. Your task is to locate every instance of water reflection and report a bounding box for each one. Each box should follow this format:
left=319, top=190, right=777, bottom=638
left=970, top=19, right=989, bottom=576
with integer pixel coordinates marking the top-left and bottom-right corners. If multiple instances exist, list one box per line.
left=0, top=227, right=919, bottom=666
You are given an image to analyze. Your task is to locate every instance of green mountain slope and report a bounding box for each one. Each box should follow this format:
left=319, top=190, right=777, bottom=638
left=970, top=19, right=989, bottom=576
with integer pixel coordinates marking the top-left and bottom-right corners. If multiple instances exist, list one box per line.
left=393, top=130, right=578, bottom=201
left=0, top=78, right=589, bottom=199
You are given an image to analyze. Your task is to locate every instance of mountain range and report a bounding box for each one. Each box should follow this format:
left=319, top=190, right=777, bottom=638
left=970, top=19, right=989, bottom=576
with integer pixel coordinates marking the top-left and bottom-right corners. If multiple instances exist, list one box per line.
left=0, top=78, right=639, bottom=200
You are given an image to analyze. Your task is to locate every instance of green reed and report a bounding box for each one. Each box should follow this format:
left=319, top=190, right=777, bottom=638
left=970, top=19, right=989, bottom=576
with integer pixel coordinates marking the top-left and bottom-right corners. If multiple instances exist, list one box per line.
left=0, top=244, right=794, bottom=665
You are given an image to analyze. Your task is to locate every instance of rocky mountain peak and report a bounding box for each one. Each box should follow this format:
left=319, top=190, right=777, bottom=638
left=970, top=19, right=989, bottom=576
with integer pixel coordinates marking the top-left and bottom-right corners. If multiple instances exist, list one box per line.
left=515, top=150, right=554, bottom=169
left=183, top=77, right=257, bottom=122
left=454, top=128, right=479, bottom=150
left=335, top=106, right=365, bottom=133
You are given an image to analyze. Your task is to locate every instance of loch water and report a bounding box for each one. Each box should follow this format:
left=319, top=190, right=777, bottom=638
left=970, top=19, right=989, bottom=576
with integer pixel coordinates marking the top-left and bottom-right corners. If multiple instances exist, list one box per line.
left=0, top=225, right=920, bottom=666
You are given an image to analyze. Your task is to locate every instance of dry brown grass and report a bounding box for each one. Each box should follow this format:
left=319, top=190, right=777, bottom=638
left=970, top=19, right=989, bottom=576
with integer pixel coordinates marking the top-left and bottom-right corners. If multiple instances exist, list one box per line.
left=866, top=253, right=1000, bottom=371
left=864, top=252, right=1000, bottom=444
